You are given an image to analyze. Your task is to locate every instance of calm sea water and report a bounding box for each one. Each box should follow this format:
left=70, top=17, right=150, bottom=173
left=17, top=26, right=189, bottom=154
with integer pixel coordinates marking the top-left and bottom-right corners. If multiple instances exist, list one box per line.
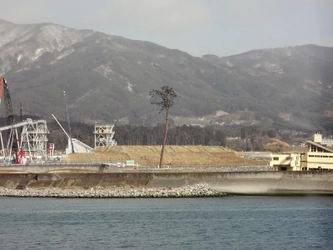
left=0, top=196, right=332, bottom=250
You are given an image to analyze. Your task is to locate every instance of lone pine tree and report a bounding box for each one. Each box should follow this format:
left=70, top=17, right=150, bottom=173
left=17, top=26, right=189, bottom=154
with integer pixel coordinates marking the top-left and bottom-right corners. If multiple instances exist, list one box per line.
left=149, top=85, right=179, bottom=168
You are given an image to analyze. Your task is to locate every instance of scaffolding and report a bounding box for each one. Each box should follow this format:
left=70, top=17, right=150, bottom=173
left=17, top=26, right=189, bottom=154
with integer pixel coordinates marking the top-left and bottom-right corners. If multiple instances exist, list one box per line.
left=93, top=124, right=117, bottom=147
left=0, top=118, right=49, bottom=163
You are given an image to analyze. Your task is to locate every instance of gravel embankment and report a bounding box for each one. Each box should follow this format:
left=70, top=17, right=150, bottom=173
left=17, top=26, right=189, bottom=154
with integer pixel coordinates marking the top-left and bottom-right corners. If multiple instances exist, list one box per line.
left=137, top=166, right=272, bottom=172
left=0, top=184, right=226, bottom=198
left=194, top=166, right=272, bottom=172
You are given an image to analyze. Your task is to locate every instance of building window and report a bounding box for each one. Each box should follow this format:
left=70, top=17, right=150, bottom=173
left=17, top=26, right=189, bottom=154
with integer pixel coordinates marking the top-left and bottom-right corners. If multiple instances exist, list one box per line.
left=311, top=145, right=317, bottom=152
left=273, top=157, right=279, bottom=161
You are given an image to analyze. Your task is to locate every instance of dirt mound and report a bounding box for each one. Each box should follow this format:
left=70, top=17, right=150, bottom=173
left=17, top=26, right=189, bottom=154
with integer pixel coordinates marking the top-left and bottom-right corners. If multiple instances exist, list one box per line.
left=63, top=146, right=268, bottom=167
left=265, top=138, right=290, bottom=152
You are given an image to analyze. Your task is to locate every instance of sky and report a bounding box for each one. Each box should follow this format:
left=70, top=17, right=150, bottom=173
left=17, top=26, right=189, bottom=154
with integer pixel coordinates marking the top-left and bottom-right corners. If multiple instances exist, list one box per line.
left=1, top=0, right=333, bottom=57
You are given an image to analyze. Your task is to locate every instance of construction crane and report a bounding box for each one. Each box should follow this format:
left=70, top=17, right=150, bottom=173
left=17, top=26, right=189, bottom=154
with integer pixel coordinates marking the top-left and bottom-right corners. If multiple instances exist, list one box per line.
left=0, top=77, right=24, bottom=164
left=0, top=77, right=51, bottom=164
left=0, top=77, right=14, bottom=125
left=63, top=90, right=74, bottom=153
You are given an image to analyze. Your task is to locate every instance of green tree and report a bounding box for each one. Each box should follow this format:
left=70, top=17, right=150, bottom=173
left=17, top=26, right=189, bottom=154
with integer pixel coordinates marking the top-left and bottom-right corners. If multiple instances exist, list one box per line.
left=149, top=86, right=179, bottom=168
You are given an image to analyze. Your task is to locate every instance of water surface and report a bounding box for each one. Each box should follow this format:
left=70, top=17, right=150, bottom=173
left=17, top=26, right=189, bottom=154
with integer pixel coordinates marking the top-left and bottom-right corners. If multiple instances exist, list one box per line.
left=0, top=196, right=332, bottom=249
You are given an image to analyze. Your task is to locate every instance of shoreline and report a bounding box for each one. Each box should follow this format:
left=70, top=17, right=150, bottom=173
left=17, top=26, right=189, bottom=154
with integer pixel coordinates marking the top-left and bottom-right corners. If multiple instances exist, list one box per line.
left=1, top=170, right=332, bottom=196
left=0, top=184, right=226, bottom=198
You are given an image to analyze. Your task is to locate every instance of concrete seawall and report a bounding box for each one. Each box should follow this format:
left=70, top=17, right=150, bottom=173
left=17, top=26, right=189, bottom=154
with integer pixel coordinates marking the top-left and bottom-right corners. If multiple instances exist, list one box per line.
left=1, top=171, right=333, bottom=195
left=147, top=171, right=333, bottom=194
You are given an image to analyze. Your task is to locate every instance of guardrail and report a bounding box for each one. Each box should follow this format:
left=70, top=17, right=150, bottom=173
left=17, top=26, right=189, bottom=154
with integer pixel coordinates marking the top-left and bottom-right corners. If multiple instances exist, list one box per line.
left=0, top=162, right=104, bottom=167
left=0, top=162, right=140, bottom=169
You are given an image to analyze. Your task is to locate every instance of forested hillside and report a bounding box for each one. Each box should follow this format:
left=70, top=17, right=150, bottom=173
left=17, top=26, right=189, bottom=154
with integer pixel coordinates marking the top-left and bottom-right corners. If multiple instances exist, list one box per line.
left=46, top=119, right=304, bottom=153
left=1, top=20, right=333, bottom=147
left=1, top=20, right=333, bottom=134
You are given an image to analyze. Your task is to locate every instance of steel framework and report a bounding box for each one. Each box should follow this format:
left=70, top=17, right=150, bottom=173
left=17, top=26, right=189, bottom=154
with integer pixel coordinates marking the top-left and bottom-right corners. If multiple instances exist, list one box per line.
left=0, top=119, right=49, bottom=163
left=93, top=124, right=117, bottom=147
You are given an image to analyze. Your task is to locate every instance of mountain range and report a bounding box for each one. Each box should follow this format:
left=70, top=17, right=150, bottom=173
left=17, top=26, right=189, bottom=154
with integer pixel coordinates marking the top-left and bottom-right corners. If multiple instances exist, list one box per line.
left=1, top=19, right=333, bottom=132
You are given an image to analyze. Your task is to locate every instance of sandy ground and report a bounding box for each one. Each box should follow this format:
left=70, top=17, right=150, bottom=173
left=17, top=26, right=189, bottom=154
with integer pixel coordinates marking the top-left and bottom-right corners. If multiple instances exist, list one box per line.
left=63, top=145, right=270, bottom=167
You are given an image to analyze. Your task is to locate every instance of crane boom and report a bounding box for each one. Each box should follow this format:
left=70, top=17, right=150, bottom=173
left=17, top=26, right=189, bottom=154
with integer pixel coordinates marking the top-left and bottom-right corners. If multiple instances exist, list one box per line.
left=63, top=90, right=74, bottom=153
left=51, top=113, right=71, bottom=139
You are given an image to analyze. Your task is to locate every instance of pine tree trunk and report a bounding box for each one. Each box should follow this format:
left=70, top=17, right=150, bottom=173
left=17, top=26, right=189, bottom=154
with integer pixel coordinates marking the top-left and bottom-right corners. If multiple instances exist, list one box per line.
left=159, top=107, right=169, bottom=168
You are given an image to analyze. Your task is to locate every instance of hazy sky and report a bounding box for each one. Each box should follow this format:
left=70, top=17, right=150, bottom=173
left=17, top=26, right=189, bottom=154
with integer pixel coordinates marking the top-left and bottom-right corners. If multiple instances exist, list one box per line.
left=1, top=0, right=332, bottom=57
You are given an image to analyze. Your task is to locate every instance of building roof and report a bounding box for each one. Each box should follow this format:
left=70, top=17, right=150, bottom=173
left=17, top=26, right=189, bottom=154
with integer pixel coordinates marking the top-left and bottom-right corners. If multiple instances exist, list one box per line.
left=305, top=141, right=333, bottom=153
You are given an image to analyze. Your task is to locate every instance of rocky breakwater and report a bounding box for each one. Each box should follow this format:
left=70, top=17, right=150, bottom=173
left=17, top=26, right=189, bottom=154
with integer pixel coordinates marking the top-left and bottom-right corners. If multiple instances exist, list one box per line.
left=0, top=184, right=226, bottom=198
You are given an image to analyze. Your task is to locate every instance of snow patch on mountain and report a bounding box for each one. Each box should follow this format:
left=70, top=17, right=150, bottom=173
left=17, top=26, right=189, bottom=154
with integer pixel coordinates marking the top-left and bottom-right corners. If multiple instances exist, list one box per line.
left=127, top=82, right=134, bottom=92
left=227, top=61, right=234, bottom=67
left=254, top=62, right=284, bottom=74
left=94, top=64, right=116, bottom=78
left=0, top=20, right=94, bottom=73
left=56, top=48, right=75, bottom=60
left=17, top=54, right=22, bottom=63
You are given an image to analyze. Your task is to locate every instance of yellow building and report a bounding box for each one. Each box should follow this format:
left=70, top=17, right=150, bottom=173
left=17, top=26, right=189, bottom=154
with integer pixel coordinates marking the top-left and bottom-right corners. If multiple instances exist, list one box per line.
left=270, top=133, right=333, bottom=171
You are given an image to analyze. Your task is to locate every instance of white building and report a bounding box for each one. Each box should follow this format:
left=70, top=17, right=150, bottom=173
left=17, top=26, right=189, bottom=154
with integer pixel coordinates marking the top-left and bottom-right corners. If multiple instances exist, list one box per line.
left=270, top=133, right=333, bottom=171
left=66, top=138, right=93, bottom=155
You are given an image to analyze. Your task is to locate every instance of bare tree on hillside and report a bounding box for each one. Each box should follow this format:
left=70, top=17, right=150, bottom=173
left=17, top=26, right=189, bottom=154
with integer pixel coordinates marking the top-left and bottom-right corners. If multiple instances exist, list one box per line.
left=149, top=86, right=179, bottom=168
